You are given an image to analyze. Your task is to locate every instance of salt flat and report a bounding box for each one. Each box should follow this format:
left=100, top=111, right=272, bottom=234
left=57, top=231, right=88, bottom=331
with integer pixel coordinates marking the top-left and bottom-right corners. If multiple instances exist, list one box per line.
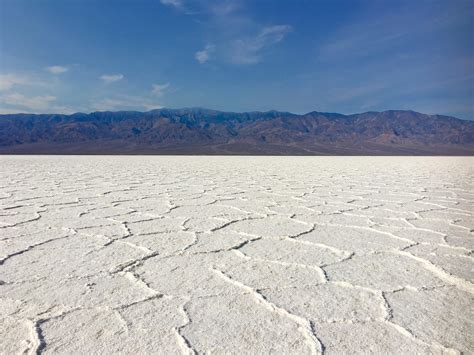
left=0, top=156, right=473, bottom=354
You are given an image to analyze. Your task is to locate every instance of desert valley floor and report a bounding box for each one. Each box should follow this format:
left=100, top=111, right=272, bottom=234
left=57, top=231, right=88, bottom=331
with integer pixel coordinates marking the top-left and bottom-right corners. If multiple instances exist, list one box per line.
left=0, top=156, right=473, bottom=354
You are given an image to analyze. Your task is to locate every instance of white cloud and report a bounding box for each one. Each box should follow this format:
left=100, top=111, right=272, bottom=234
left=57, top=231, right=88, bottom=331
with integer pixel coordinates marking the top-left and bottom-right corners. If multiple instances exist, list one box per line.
left=230, top=25, right=292, bottom=65
left=0, top=103, right=82, bottom=115
left=260, top=25, right=292, bottom=43
left=162, top=1, right=291, bottom=65
left=2, top=92, right=56, bottom=111
left=100, top=74, right=124, bottom=83
left=195, top=44, right=215, bottom=64
left=143, top=103, right=164, bottom=111
left=151, top=83, right=170, bottom=97
left=0, top=74, right=28, bottom=91
left=160, top=0, right=183, bottom=8
left=46, top=65, right=68, bottom=74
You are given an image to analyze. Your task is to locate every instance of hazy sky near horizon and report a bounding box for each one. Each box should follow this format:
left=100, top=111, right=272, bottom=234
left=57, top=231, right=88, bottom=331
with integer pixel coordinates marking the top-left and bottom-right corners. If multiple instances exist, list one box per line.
left=0, top=0, right=473, bottom=119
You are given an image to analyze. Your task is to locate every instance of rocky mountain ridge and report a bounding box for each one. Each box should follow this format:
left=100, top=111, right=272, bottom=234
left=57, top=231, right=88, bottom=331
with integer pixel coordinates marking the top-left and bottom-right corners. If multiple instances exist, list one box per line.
left=0, top=108, right=473, bottom=155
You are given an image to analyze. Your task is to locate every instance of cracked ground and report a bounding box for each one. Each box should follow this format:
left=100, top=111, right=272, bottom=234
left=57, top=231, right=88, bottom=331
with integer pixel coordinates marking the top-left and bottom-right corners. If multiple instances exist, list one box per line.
left=1, top=156, right=473, bottom=354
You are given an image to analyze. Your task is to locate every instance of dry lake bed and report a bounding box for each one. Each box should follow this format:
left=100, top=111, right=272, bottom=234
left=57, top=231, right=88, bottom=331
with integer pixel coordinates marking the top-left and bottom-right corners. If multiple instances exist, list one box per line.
left=1, top=156, right=473, bottom=354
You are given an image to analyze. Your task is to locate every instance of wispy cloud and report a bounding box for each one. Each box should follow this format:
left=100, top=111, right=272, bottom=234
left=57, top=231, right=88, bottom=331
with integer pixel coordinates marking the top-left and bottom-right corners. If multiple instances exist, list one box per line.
left=143, top=103, right=164, bottom=111
left=45, top=65, right=68, bottom=74
left=100, top=74, right=124, bottom=83
left=210, top=1, right=240, bottom=16
left=151, top=83, right=170, bottom=97
left=230, top=25, right=292, bottom=65
left=160, top=0, right=183, bottom=9
left=162, top=1, right=291, bottom=66
left=195, top=44, right=215, bottom=64
left=260, top=25, right=292, bottom=42
left=0, top=74, right=28, bottom=91
left=2, top=92, right=56, bottom=111
left=0, top=72, right=69, bottom=113
left=317, top=2, right=473, bottom=61
left=1, top=71, right=58, bottom=93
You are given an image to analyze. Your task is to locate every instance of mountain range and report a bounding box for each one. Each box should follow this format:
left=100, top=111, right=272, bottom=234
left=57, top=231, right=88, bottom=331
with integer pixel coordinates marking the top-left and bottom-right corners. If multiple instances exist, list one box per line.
left=0, top=108, right=473, bottom=155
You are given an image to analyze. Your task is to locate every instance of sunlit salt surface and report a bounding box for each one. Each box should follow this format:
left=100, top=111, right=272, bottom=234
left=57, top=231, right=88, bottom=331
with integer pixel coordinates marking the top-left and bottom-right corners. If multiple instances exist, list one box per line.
left=1, top=156, right=473, bottom=354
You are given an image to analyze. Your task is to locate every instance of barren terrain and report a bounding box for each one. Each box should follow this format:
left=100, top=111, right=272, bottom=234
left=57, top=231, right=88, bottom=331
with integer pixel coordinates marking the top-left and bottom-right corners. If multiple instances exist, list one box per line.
left=1, top=109, right=473, bottom=156
left=1, top=156, right=473, bottom=354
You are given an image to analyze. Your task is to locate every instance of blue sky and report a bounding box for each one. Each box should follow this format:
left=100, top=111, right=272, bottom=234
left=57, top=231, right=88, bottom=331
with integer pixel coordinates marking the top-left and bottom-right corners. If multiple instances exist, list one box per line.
left=0, top=0, right=473, bottom=119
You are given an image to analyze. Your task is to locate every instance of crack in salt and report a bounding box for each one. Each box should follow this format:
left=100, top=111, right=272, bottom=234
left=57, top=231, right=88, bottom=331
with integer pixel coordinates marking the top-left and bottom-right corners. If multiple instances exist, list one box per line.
left=210, top=266, right=324, bottom=354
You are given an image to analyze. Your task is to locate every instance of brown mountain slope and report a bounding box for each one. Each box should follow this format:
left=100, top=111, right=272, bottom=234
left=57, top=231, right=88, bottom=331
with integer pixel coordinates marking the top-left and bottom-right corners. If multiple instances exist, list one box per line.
left=0, top=108, right=473, bottom=155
